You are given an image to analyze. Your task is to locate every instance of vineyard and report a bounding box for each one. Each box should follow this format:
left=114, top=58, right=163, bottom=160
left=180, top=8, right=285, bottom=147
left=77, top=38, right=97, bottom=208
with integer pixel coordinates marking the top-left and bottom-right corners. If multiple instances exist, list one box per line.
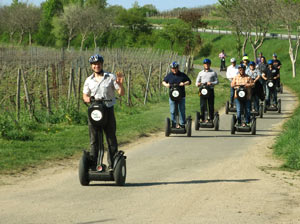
left=0, top=46, right=190, bottom=140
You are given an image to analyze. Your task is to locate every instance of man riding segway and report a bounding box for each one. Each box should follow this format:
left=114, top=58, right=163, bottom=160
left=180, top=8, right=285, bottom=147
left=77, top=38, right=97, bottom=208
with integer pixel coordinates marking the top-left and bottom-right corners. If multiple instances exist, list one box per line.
left=231, top=64, right=254, bottom=127
left=79, top=54, right=126, bottom=186
left=162, top=61, right=192, bottom=136
left=262, top=59, right=281, bottom=113
left=195, top=58, right=219, bottom=130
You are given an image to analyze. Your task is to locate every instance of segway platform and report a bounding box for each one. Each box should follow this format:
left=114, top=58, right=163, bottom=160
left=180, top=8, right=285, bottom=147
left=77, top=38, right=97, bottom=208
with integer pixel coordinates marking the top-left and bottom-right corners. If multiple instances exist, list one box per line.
left=264, top=99, right=281, bottom=113
left=79, top=150, right=127, bottom=186
left=195, top=111, right=219, bottom=131
left=230, top=114, right=256, bottom=135
left=225, top=101, right=237, bottom=114
left=165, top=116, right=192, bottom=137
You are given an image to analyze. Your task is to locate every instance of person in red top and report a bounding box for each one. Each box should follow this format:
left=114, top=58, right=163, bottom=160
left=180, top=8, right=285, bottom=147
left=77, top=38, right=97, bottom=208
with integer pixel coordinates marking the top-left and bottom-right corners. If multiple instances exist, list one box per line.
left=218, top=49, right=226, bottom=71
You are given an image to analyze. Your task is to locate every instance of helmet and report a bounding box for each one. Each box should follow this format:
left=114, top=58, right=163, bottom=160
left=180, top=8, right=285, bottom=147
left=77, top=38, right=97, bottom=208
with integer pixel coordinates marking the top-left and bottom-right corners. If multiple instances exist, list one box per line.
left=89, top=54, right=104, bottom=64
left=243, top=53, right=248, bottom=56
left=249, top=61, right=256, bottom=66
left=203, top=58, right=211, bottom=64
left=242, top=56, right=249, bottom=61
left=273, top=53, right=277, bottom=57
left=238, top=64, right=246, bottom=69
left=230, top=58, right=236, bottom=63
left=170, top=61, right=179, bottom=68
left=267, top=59, right=274, bottom=65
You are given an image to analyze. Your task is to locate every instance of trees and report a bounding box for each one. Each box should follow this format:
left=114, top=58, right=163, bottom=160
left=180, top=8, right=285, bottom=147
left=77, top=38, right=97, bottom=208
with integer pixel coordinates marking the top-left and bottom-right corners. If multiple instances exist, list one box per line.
left=276, top=0, right=300, bottom=78
left=218, top=0, right=273, bottom=60
left=57, top=4, right=81, bottom=50
left=161, top=21, right=194, bottom=52
left=238, top=0, right=273, bottom=62
left=37, top=0, right=63, bottom=46
left=178, top=10, right=208, bottom=28
left=218, top=0, right=245, bottom=58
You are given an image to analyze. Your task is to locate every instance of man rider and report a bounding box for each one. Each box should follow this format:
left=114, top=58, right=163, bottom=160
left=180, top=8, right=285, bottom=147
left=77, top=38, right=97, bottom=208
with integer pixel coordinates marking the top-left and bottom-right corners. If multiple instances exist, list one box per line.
left=83, top=54, right=125, bottom=171
left=272, top=53, right=282, bottom=89
left=262, top=59, right=280, bottom=107
left=195, top=59, right=219, bottom=122
left=162, top=62, right=191, bottom=128
left=246, top=61, right=261, bottom=112
left=226, top=58, right=239, bottom=108
left=231, top=64, right=254, bottom=127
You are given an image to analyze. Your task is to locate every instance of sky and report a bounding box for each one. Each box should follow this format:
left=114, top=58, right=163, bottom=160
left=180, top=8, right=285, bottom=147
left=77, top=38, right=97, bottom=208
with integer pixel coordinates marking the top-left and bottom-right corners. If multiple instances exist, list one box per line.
left=0, top=0, right=219, bottom=11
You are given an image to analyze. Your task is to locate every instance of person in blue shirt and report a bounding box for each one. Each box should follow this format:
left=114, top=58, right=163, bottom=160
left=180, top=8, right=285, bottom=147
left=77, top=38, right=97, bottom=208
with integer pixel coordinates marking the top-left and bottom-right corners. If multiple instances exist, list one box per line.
left=162, top=62, right=191, bottom=128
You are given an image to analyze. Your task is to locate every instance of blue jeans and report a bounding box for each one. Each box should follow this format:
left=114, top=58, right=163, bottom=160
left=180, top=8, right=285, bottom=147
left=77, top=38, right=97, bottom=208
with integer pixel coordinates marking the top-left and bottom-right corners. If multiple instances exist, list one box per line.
left=230, top=87, right=235, bottom=105
left=266, top=86, right=277, bottom=106
left=235, top=98, right=251, bottom=124
left=169, top=98, right=186, bottom=126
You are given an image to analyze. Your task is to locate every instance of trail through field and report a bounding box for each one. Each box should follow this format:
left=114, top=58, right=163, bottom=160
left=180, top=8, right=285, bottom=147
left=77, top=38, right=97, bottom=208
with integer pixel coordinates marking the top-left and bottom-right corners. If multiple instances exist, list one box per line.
left=1, top=84, right=300, bottom=223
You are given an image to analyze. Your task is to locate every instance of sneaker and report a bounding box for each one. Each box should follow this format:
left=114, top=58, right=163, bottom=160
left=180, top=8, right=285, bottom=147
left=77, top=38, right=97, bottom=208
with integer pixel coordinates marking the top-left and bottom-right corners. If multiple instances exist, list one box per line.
left=179, top=124, right=185, bottom=128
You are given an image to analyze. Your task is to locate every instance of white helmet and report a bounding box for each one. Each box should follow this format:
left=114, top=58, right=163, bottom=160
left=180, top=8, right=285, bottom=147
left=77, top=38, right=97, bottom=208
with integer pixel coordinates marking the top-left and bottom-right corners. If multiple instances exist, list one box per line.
left=230, top=58, right=236, bottom=63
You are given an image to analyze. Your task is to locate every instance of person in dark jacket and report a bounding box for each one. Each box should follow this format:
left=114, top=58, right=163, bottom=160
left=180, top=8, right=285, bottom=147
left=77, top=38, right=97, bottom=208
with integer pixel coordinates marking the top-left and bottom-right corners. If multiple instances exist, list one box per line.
left=162, top=61, right=191, bottom=128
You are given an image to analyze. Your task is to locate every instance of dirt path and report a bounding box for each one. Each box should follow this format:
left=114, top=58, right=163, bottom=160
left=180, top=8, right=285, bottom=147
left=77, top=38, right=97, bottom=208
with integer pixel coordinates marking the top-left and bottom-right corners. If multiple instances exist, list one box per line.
left=0, top=88, right=300, bottom=224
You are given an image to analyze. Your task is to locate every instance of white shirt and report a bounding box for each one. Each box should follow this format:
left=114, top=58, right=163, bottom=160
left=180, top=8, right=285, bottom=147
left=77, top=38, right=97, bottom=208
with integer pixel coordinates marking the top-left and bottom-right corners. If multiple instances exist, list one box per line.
left=226, top=64, right=238, bottom=81
left=83, top=71, right=120, bottom=107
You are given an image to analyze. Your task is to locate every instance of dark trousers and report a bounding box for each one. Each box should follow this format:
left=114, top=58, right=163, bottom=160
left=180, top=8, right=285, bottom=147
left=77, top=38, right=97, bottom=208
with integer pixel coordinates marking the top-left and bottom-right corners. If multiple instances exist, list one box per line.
left=88, top=106, right=118, bottom=168
left=200, top=90, right=214, bottom=120
left=220, top=59, right=226, bottom=71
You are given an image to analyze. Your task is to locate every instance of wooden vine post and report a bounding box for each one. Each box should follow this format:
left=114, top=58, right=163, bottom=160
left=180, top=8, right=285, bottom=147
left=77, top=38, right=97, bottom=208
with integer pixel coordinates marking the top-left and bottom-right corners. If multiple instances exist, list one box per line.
left=16, top=68, right=21, bottom=121
left=21, top=71, right=33, bottom=119
left=45, top=69, right=51, bottom=115
left=144, top=64, right=153, bottom=105
left=77, top=67, right=82, bottom=112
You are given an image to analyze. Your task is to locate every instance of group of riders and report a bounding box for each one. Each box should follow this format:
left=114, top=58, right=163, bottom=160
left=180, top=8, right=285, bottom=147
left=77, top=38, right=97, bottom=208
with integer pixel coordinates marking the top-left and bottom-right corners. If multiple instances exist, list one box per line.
left=163, top=52, right=282, bottom=129
left=82, top=52, right=281, bottom=174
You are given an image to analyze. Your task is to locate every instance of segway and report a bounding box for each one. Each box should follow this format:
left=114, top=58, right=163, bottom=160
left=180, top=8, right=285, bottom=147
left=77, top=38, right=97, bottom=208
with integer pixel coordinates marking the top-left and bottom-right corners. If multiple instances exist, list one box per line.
left=225, top=100, right=237, bottom=114
left=277, top=83, right=283, bottom=94
left=165, top=84, right=192, bottom=137
left=230, top=86, right=256, bottom=135
left=79, top=97, right=126, bottom=186
left=195, top=84, right=219, bottom=131
left=264, top=80, right=281, bottom=114
left=250, top=100, right=264, bottom=118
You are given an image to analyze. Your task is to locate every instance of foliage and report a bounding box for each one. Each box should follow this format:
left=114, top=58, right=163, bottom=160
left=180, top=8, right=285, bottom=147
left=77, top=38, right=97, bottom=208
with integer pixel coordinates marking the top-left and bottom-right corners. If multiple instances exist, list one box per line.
left=36, top=0, right=64, bottom=46
left=178, top=10, right=208, bottom=28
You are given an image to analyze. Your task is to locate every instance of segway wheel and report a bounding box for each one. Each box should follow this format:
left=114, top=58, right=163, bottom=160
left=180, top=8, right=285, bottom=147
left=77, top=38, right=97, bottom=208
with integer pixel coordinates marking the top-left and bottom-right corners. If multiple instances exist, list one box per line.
left=251, top=118, right=256, bottom=135
left=280, top=84, right=283, bottom=94
left=259, top=103, right=263, bottom=118
left=165, top=118, right=171, bottom=137
left=278, top=99, right=281, bottom=113
left=264, top=100, right=267, bottom=113
left=114, top=157, right=126, bottom=186
left=187, top=116, right=192, bottom=137
left=231, top=115, right=236, bottom=134
left=214, top=113, right=219, bottom=131
left=225, top=101, right=229, bottom=114
left=195, top=112, right=200, bottom=131
left=79, top=152, right=90, bottom=186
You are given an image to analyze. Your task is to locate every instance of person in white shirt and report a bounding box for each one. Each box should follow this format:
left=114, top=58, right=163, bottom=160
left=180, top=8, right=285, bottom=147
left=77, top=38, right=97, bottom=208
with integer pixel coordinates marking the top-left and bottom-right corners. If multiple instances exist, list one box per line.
left=226, top=58, right=239, bottom=107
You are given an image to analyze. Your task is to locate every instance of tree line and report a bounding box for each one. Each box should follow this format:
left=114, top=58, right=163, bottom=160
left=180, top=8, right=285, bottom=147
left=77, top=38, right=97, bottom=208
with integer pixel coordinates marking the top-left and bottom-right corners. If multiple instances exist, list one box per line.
left=218, top=0, right=300, bottom=78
